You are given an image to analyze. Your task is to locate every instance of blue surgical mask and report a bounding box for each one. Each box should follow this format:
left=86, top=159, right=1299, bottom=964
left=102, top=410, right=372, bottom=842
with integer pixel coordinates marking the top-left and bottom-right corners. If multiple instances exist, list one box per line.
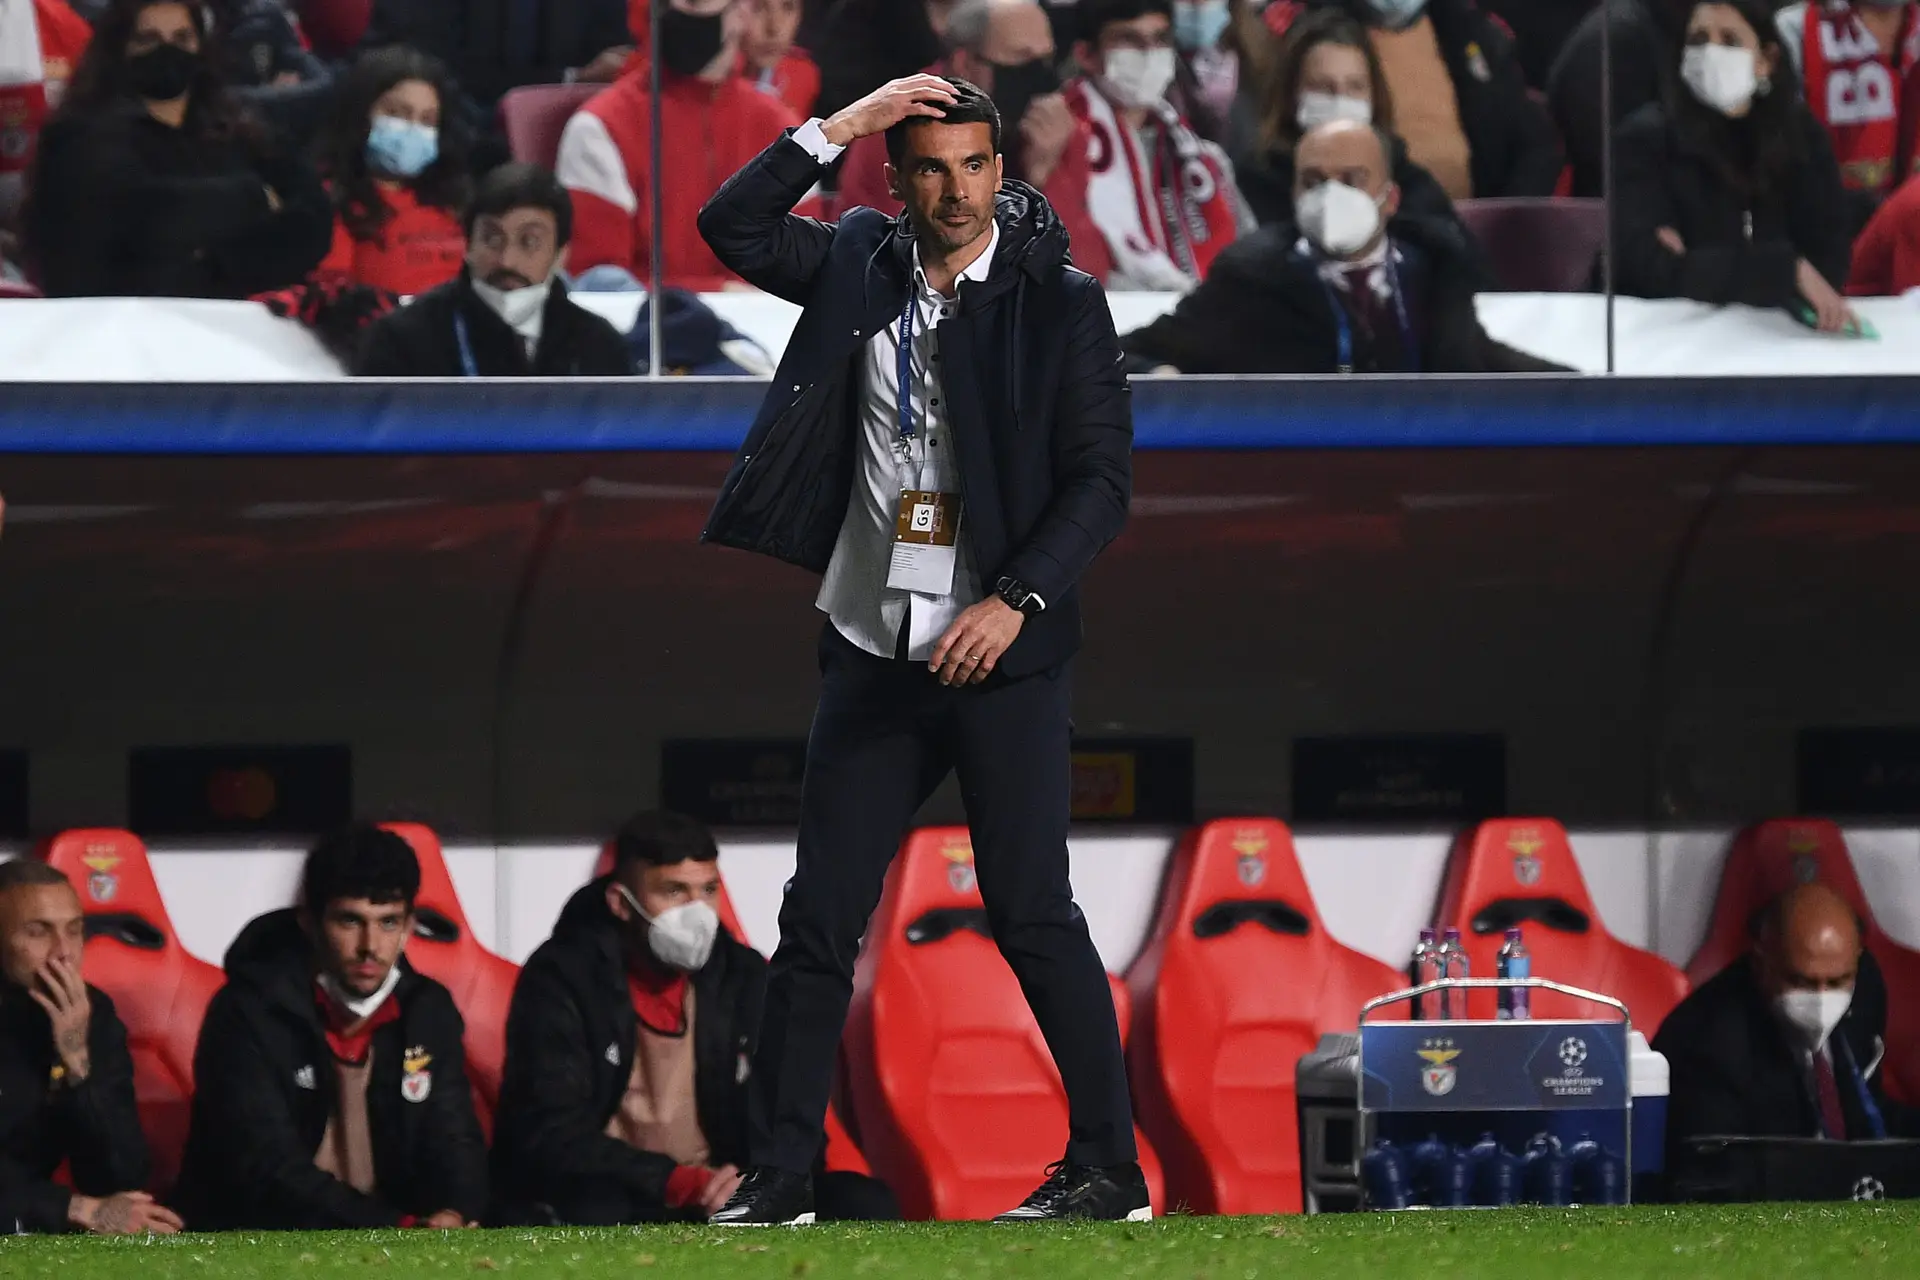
left=365, top=114, right=439, bottom=178
left=1174, top=0, right=1233, bottom=50
left=1365, top=0, right=1429, bottom=29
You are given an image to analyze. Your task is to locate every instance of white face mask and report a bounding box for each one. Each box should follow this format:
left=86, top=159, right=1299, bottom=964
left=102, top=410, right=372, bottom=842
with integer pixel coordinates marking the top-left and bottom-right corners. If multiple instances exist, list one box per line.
left=1297, top=178, right=1384, bottom=257
left=317, top=961, right=402, bottom=1021
left=617, top=884, right=721, bottom=972
left=1775, top=987, right=1852, bottom=1050
left=1296, top=91, right=1373, bottom=132
left=1681, top=43, right=1759, bottom=116
left=470, top=274, right=553, bottom=336
left=1101, top=46, right=1178, bottom=109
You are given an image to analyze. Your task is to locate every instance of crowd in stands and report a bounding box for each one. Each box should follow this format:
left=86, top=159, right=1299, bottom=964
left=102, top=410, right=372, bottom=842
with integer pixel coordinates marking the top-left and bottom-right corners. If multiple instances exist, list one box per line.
left=1, top=0, right=1918, bottom=371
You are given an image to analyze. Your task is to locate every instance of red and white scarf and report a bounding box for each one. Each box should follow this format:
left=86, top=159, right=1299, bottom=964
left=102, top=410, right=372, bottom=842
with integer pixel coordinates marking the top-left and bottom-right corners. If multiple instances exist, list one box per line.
left=0, top=0, right=48, bottom=215
left=1802, top=0, right=1920, bottom=194
left=1063, top=76, right=1250, bottom=291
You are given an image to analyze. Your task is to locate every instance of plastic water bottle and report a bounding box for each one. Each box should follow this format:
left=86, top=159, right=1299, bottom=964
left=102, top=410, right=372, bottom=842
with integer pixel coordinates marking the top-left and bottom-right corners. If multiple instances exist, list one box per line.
left=1409, top=927, right=1442, bottom=1019
left=1437, top=926, right=1470, bottom=1019
left=1496, top=926, right=1531, bottom=1020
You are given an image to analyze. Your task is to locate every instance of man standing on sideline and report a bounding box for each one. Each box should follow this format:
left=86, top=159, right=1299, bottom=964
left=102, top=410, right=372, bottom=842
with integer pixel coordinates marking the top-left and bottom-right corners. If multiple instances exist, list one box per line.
left=695, top=74, right=1144, bottom=1226
left=0, top=860, right=179, bottom=1235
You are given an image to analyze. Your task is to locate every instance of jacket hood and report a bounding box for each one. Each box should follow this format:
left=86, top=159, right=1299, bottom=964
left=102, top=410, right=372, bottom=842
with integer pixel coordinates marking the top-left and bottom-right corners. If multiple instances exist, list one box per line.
left=223, top=906, right=416, bottom=1018
left=554, top=877, right=623, bottom=948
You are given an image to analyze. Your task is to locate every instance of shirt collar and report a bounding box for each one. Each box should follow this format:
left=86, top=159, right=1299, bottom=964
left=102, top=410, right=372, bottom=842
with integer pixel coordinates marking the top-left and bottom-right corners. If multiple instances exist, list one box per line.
left=914, top=218, right=1000, bottom=299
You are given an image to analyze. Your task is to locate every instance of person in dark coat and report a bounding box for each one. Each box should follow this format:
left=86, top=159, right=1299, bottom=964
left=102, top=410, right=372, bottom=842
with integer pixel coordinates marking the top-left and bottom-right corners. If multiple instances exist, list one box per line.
left=695, top=75, right=1144, bottom=1226
left=356, top=0, right=633, bottom=109
left=809, top=0, right=948, bottom=122
left=172, top=826, right=488, bottom=1230
left=491, top=811, right=897, bottom=1224
left=0, top=861, right=179, bottom=1236
left=355, top=162, right=632, bottom=376
left=1611, top=0, right=1858, bottom=330
left=1125, top=119, right=1561, bottom=373
left=215, top=0, right=337, bottom=150
left=1270, top=0, right=1562, bottom=200
left=1234, top=6, right=1486, bottom=283
left=1654, top=883, right=1920, bottom=1198
left=26, top=0, right=333, bottom=299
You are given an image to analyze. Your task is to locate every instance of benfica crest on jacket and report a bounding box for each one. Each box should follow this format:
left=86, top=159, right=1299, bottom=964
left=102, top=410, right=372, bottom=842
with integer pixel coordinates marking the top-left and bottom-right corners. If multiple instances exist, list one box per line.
left=1797, top=0, right=1920, bottom=194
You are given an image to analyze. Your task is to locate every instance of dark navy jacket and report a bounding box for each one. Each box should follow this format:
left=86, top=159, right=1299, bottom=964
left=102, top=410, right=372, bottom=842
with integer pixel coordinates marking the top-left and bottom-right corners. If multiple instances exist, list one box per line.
left=695, top=131, right=1133, bottom=679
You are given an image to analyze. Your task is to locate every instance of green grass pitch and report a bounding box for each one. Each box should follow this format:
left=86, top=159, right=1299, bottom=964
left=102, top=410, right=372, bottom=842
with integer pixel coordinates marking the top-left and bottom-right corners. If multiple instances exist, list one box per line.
left=1, top=1204, right=1913, bottom=1279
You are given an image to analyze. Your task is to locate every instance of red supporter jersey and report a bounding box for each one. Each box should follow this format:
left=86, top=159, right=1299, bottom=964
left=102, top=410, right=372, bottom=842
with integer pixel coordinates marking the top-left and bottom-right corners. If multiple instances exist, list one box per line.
left=316, top=185, right=467, bottom=296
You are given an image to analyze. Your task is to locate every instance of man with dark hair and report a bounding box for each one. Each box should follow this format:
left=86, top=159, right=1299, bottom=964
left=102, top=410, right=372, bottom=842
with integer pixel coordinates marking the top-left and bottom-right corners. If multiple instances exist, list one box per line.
left=173, top=825, right=488, bottom=1229
left=353, top=161, right=631, bottom=376
left=695, top=72, right=1143, bottom=1226
left=492, top=811, right=896, bottom=1224
left=0, top=860, right=177, bottom=1235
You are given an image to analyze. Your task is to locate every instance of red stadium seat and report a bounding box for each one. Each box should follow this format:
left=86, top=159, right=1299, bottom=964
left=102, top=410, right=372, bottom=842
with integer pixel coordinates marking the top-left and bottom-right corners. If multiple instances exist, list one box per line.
left=589, top=842, right=872, bottom=1175
left=1435, top=819, right=1689, bottom=1035
left=381, top=823, right=519, bottom=1136
left=843, top=827, right=1164, bottom=1220
left=1454, top=198, right=1606, bottom=293
left=497, top=83, right=601, bottom=171
left=1688, top=819, right=1920, bottom=1105
left=1126, top=819, right=1405, bottom=1215
left=39, top=829, right=224, bottom=1194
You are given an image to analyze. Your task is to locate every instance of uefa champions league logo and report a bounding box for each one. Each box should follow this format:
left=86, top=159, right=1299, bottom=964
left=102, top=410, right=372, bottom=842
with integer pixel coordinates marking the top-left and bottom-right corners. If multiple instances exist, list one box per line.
left=1558, top=1037, right=1588, bottom=1069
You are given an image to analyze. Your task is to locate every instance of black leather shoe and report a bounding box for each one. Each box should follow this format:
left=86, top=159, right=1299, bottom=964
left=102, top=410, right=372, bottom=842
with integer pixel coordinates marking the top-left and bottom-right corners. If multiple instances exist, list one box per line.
left=992, top=1160, right=1152, bottom=1222
left=710, top=1167, right=816, bottom=1225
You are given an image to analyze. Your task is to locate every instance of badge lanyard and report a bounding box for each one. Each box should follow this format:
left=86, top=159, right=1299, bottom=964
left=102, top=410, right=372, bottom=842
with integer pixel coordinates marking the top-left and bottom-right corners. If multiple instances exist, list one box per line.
left=453, top=310, right=479, bottom=379
left=1317, top=252, right=1417, bottom=375
left=895, top=290, right=918, bottom=461
left=1835, top=1034, right=1889, bottom=1140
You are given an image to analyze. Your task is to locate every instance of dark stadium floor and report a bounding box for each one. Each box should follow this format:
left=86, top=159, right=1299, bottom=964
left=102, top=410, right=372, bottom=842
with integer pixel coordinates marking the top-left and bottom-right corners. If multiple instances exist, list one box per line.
left=1, top=1205, right=1914, bottom=1279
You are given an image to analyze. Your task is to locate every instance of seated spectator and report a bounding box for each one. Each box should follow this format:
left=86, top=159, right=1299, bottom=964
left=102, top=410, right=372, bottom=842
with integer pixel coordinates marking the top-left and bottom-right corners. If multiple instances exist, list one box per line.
left=1549, top=0, right=1699, bottom=198
left=1850, top=170, right=1920, bottom=293
left=216, top=0, right=335, bottom=150
left=1654, top=882, right=1919, bottom=1188
left=25, top=0, right=331, bottom=297
left=0, top=861, right=179, bottom=1237
left=1171, top=0, right=1266, bottom=155
left=1773, top=0, right=1920, bottom=235
left=173, top=825, right=488, bottom=1230
left=1121, top=119, right=1562, bottom=371
left=1268, top=0, right=1561, bottom=201
left=810, top=0, right=947, bottom=120
left=1235, top=7, right=1470, bottom=251
left=1065, top=0, right=1251, bottom=289
left=350, top=0, right=632, bottom=110
left=1613, top=0, right=1858, bottom=330
left=355, top=161, right=631, bottom=375
left=558, top=0, right=801, bottom=290
left=741, top=0, right=817, bottom=116
left=0, top=0, right=90, bottom=223
left=835, top=0, right=1113, bottom=282
left=314, top=45, right=470, bottom=296
left=492, top=812, right=897, bottom=1225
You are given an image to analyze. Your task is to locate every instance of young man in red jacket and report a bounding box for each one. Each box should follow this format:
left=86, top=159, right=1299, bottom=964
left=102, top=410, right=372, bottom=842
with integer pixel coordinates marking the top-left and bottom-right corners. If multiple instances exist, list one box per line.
left=557, top=0, right=804, bottom=290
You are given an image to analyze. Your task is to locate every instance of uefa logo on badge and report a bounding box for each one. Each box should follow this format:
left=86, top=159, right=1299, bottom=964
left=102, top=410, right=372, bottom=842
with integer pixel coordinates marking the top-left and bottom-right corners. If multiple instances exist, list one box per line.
left=1417, top=1037, right=1460, bottom=1096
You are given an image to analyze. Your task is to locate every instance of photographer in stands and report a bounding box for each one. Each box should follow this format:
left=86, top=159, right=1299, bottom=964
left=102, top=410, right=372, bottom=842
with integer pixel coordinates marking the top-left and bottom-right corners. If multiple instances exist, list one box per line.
left=314, top=45, right=471, bottom=297
left=492, top=811, right=896, bottom=1224
left=1611, top=0, right=1858, bottom=330
left=1656, top=881, right=1919, bottom=1187
left=1121, top=118, right=1558, bottom=372
left=173, top=825, right=488, bottom=1230
left=0, top=861, right=178, bottom=1236
left=26, top=0, right=331, bottom=297
left=353, top=162, right=631, bottom=376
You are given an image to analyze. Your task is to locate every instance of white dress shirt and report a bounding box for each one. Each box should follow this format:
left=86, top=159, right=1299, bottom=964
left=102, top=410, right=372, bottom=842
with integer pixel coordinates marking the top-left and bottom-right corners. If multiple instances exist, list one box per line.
left=789, top=119, right=996, bottom=662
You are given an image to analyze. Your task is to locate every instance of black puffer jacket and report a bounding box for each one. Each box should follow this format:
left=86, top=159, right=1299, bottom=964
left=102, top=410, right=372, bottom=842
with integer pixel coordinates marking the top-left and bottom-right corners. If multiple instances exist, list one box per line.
left=173, top=909, right=488, bottom=1229
left=491, top=879, right=765, bottom=1218
left=696, top=132, right=1133, bottom=680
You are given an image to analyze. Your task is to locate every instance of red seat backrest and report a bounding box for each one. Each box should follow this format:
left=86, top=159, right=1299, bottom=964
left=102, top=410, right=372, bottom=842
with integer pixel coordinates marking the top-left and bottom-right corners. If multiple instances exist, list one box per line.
left=1435, top=819, right=1689, bottom=1035
left=497, top=83, right=602, bottom=171
left=39, top=829, right=224, bottom=1194
left=1453, top=198, right=1607, bottom=293
left=1690, top=819, right=1920, bottom=1105
left=1126, top=819, right=1404, bottom=1215
left=843, top=827, right=1163, bottom=1220
left=382, top=823, right=520, bottom=1135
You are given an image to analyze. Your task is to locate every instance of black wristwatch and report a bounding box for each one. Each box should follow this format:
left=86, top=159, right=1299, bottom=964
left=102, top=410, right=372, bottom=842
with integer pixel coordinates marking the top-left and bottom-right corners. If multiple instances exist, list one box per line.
left=995, top=577, right=1045, bottom=615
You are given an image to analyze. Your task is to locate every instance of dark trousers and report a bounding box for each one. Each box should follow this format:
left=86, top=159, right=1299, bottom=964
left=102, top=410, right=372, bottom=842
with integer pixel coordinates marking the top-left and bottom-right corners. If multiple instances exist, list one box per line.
left=749, top=622, right=1137, bottom=1174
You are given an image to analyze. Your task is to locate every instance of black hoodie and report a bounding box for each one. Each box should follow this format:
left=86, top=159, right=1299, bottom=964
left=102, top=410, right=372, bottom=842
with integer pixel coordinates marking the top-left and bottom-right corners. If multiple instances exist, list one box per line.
left=172, top=909, right=487, bottom=1229
left=697, top=130, right=1133, bottom=681
left=490, top=878, right=764, bottom=1221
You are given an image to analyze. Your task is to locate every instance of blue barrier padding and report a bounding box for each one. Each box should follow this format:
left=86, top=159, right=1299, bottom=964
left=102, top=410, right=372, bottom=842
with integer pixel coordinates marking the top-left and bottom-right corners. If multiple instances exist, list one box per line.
left=2, top=376, right=1918, bottom=454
